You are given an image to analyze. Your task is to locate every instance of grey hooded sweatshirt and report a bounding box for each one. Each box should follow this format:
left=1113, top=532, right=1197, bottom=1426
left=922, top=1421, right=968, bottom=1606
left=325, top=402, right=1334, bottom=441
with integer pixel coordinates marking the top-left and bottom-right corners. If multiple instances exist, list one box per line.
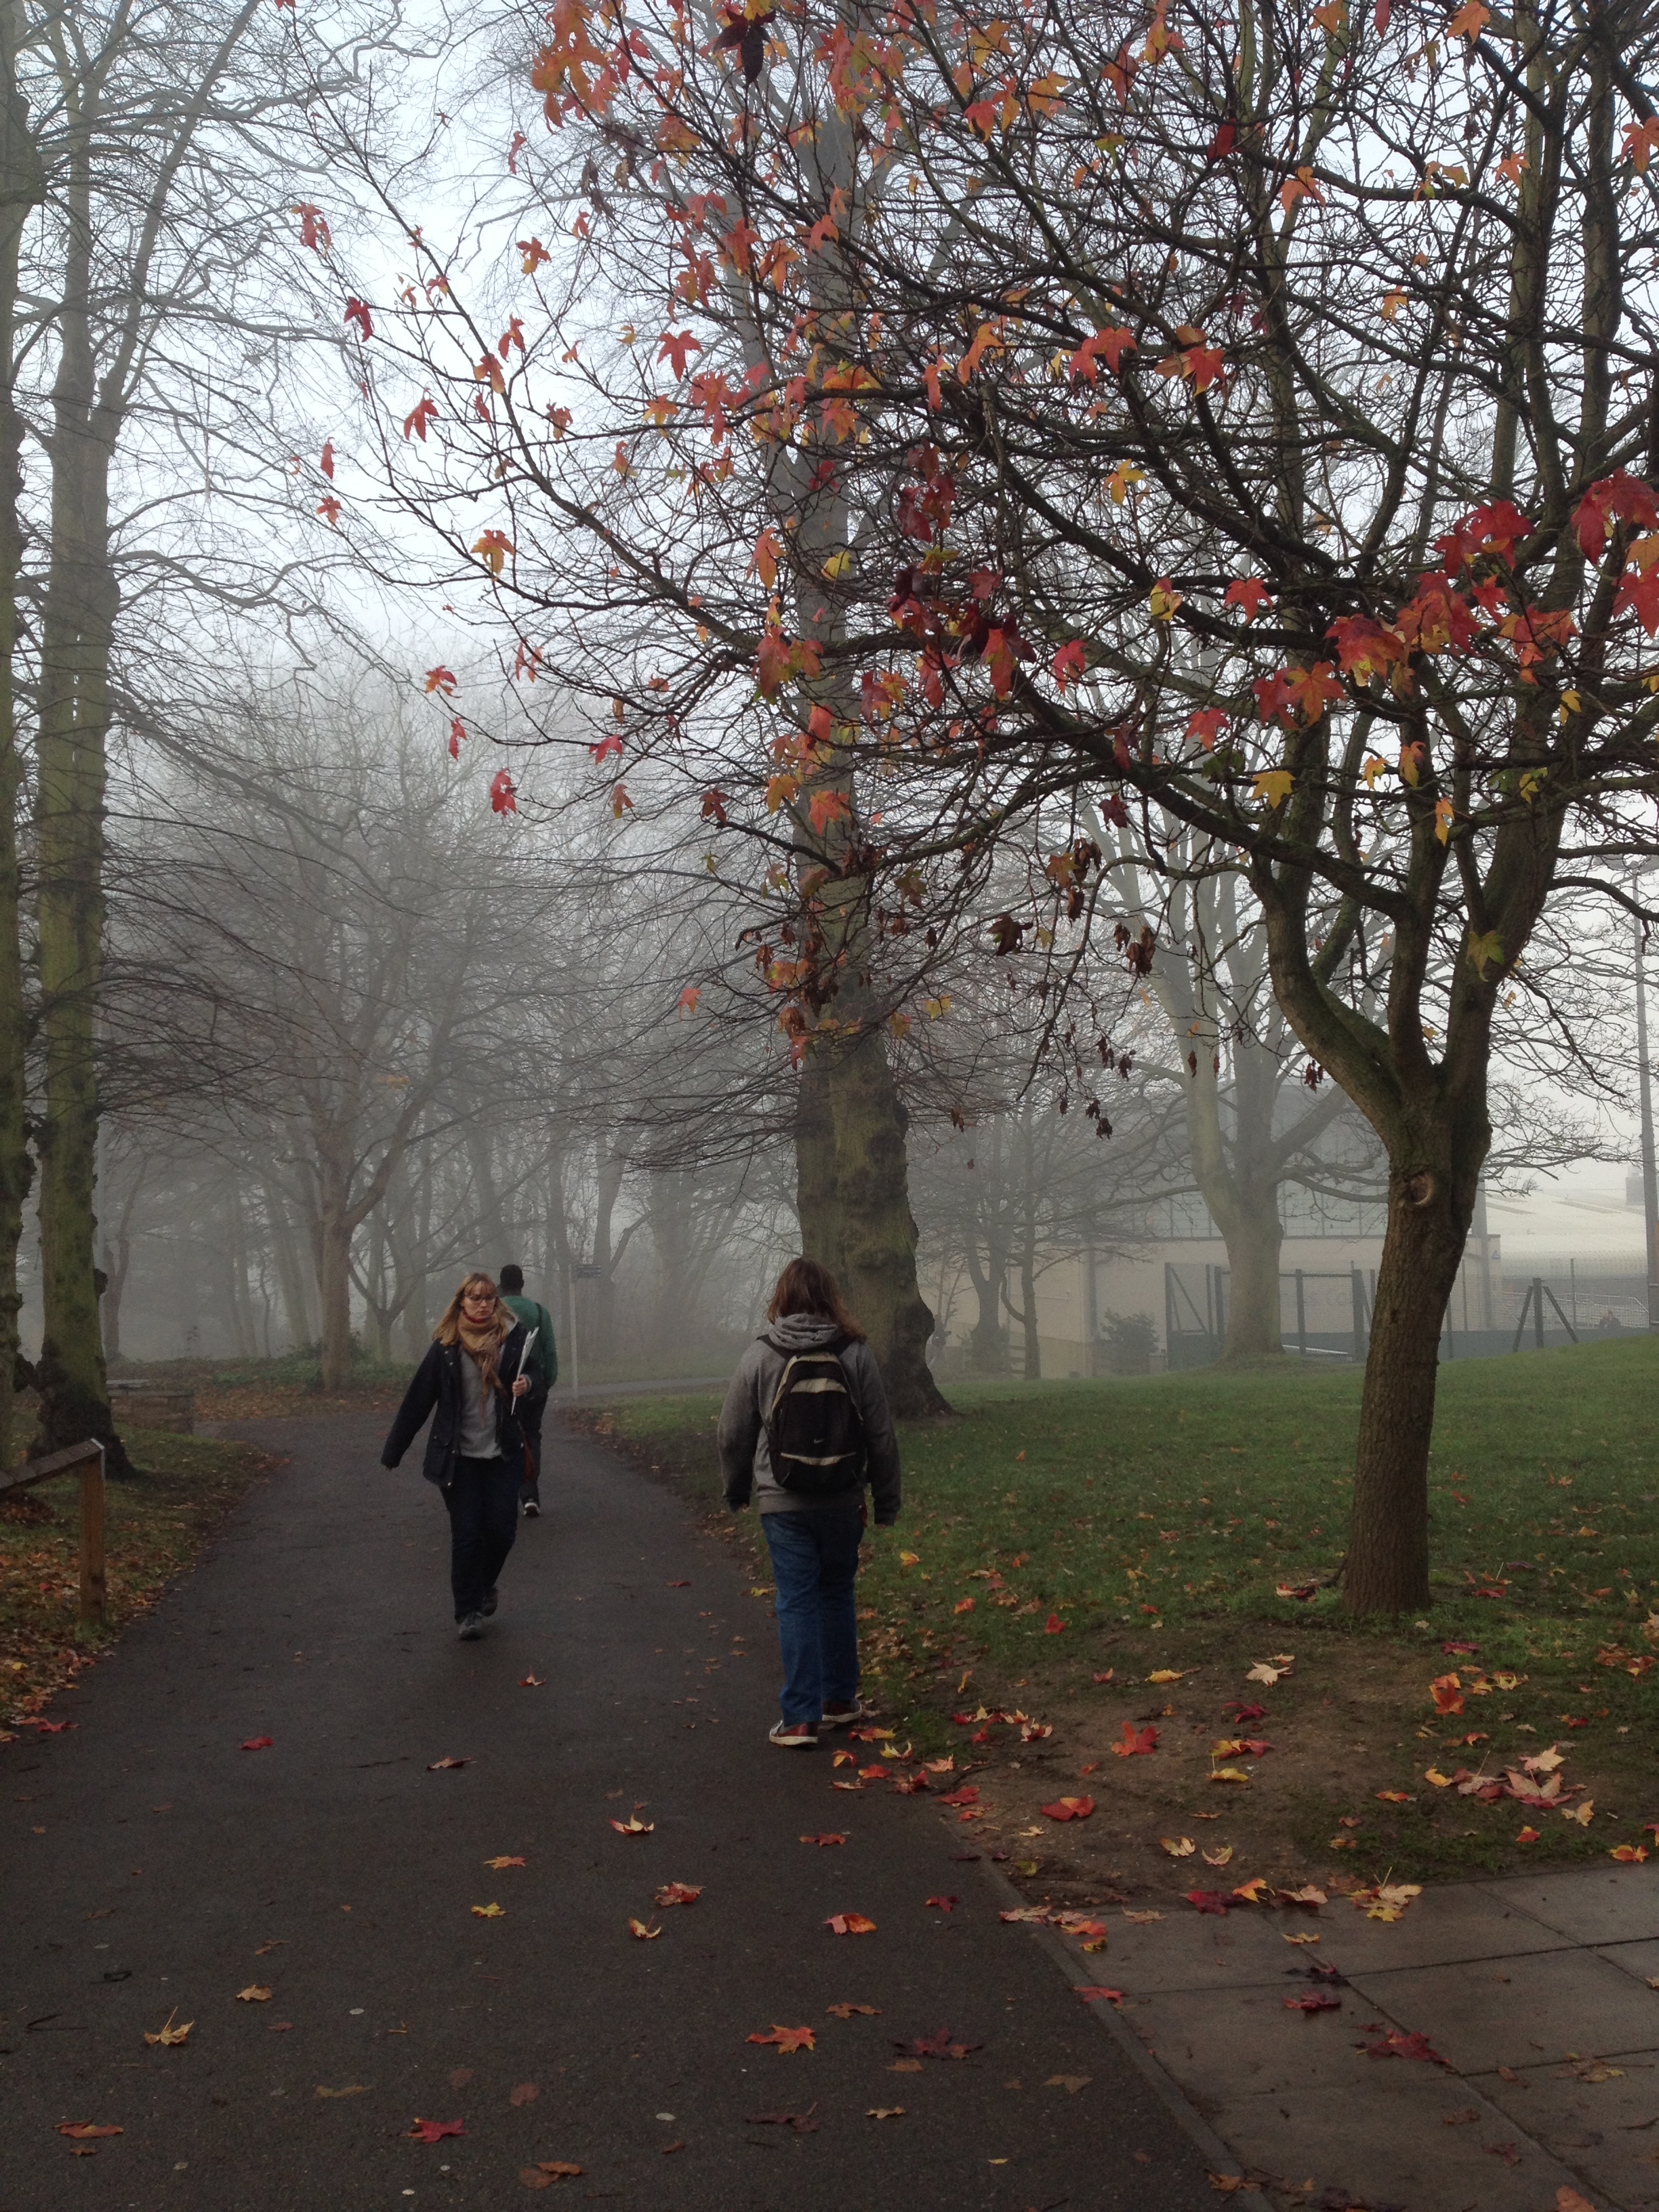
left=717, top=1312, right=902, bottom=1521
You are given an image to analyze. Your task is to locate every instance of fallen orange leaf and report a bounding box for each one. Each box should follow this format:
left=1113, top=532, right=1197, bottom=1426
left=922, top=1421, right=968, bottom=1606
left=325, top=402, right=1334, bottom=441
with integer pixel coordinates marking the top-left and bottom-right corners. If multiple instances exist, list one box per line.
left=610, top=1814, right=654, bottom=1835
left=825, top=1912, right=877, bottom=1935
left=747, top=2024, right=815, bottom=2052
left=628, top=1918, right=662, bottom=1940
left=1040, top=1796, right=1095, bottom=1821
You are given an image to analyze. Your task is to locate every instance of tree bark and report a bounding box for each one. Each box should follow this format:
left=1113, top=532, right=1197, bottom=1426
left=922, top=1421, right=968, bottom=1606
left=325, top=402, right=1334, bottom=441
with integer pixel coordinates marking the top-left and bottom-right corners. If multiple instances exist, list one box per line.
left=794, top=1045, right=842, bottom=1276
left=1214, top=1183, right=1284, bottom=1361
left=315, top=1187, right=354, bottom=1390
left=0, top=0, right=38, bottom=1470
left=1345, top=1166, right=1468, bottom=1612
left=826, top=1024, right=946, bottom=1418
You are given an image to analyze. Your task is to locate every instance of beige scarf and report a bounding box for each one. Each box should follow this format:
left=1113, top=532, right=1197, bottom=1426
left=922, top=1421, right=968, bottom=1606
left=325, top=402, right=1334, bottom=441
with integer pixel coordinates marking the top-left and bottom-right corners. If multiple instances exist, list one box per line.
left=457, top=1313, right=510, bottom=1402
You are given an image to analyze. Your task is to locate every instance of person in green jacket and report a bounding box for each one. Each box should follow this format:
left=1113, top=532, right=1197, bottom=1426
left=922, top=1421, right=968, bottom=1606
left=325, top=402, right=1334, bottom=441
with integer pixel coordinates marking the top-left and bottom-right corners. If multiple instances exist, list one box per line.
left=498, top=1263, right=558, bottom=1515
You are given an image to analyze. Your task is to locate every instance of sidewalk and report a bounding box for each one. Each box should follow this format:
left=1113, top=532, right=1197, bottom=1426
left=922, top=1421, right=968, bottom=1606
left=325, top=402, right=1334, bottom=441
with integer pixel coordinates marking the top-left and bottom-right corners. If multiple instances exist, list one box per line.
left=1099, top=1861, right=1659, bottom=2210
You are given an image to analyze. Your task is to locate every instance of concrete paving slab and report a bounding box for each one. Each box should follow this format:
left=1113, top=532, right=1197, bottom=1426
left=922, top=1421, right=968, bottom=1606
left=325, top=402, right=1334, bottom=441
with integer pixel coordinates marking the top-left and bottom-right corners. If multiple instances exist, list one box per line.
left=1203, top=2075, right=1600, bottom=2212
left=1101, top=1908, right=1300, bottom=1993
left=1120, top=1980, right=1404, bottom=2100
left=1491, top=1865, right=1659, bottom=1946
left=1344, top=1945, right=1659, bottom=2072
left=1315, top=1884, right=1576, bottom=1975
left=1597, top=1938, right=1659, bottom=1986
left=1475, top=2051, right=1659, bottom=2210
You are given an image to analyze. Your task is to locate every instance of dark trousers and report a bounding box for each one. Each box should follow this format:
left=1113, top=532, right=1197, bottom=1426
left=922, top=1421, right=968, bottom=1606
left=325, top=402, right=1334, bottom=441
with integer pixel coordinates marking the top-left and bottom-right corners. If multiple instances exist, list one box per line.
left=442, top=1455, right=520, bottom=1620
left=519, top=1395, right=546, bottom=1504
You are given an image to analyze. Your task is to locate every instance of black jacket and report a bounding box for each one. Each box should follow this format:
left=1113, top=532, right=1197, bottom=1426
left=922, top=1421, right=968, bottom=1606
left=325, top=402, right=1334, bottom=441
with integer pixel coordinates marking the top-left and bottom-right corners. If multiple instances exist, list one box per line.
left=380, top=1326, right=531, bottom=1486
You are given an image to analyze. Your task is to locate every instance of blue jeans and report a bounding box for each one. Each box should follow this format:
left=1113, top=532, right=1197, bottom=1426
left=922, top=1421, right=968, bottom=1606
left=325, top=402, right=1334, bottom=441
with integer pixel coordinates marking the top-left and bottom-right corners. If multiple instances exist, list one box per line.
left=761, top=1501, right=864, bottom=1725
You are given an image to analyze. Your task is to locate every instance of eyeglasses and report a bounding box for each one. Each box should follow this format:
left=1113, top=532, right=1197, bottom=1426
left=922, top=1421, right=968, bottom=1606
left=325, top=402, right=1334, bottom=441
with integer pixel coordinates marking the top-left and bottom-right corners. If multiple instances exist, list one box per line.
left=462, top=1292, right=495, bottom=1307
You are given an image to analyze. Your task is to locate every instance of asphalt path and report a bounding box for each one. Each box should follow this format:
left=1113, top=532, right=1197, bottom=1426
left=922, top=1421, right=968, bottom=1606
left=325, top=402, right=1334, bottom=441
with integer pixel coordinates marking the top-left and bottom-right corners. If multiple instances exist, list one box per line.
left=1, top=1414, right=1222, bottom=2212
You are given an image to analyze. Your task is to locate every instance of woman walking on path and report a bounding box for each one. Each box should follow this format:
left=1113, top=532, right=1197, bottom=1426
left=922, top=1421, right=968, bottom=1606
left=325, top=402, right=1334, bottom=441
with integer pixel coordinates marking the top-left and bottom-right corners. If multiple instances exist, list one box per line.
left=718, top=1258, right=901, bottom=1746
left=381, top=1273, right=533, bottom=1640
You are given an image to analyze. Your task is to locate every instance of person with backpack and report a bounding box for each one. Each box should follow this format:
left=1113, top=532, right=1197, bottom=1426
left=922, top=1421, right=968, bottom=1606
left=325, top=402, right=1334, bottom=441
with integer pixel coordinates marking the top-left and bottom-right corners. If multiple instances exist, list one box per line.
left=717, top=1258, right=901, bottom=1746
left=380, top=1272, right=535, bottom=1640
left=497, top=1263, right=557, bottom=1515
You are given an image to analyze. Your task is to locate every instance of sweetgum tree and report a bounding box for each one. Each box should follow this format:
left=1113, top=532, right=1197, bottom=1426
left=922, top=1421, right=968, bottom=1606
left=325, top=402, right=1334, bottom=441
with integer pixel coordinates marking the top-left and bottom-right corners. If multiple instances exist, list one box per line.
left=317, top=0, right=1659, bottom=1603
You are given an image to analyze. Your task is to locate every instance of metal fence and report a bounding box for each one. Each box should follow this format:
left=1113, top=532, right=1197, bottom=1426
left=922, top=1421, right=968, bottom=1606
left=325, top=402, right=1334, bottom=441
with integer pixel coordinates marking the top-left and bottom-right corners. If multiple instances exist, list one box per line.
left=1164, top=1258, right=1651, bottom=1368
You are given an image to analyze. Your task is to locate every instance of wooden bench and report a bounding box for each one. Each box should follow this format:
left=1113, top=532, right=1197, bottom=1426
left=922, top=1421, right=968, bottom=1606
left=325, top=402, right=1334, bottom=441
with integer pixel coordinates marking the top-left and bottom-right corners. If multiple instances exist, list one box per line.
left=0, top=1439, right=106, bottom=1625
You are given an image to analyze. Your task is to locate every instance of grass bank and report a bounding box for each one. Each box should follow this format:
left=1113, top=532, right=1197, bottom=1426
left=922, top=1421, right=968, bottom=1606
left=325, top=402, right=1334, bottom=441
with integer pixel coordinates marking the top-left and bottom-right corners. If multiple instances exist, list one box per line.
left=573, top=1336, right=1659, bottom=1900
left=1, top=1432, right=271, bottom=1736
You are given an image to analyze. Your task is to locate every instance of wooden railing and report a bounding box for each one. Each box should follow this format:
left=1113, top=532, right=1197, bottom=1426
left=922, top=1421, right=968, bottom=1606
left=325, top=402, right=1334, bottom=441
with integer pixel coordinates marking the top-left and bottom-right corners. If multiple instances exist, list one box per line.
left=0, top=1439, right=106, bottom=1625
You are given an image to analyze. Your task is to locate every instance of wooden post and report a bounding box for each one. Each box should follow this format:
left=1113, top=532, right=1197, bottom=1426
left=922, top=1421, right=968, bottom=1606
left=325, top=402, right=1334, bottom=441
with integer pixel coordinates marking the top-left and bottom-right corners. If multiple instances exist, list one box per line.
left=78, top=1443, right=105, bottom=1626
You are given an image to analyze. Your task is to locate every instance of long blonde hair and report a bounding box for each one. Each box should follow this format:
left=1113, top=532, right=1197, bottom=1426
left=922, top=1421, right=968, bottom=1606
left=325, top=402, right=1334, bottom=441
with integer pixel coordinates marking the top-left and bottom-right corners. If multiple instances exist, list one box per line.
left=434, top=1271, right=513, bottom=1399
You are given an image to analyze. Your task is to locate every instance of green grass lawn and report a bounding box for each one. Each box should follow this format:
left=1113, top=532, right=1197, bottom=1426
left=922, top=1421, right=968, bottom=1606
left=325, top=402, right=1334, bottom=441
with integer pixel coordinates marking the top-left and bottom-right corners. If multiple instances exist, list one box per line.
left=585, top=1336, right=1659, bottom=1886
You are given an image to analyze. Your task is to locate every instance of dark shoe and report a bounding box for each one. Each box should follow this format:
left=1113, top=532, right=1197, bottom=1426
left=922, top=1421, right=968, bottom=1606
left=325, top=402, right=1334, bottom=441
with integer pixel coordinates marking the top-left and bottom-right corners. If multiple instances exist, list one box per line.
left=820, top=1698, right=865, bottom=1729
left=769, top=1719, right=818, bottom=1748
left=481, top=1587, right=499, bottom=1617
left=457, top=1613, right=485, bottom=1641
left=522, top=1499, right=540, bottom=1517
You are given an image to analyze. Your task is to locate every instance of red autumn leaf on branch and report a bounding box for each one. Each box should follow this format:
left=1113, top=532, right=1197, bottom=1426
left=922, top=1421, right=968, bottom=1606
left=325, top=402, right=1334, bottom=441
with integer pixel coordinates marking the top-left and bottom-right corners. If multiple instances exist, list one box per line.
left=489, top=771, right=517, bottom=816
left=657, top=328, right=703, bottom=376
left=343, top=297, right=373, bottom=340
left=1574, top=470, right=1659, bottom=562
left=1040, top=1795, right=1095, bottom=1822
left=424, top=667, right=457, bottom=696
left=292, top=202, right=330, bottom=251
left=747, top=2024, right=815, bottom=2052
left=1111, top=1723, right=1158, bottom=1757
left=1224, top=577, right=1273, bottom=621
left=1052, top=638, right=1087, bottom=691
left=407, top=2118, right=465, bottom=2142
left=448, top=718, right=466, bottom=760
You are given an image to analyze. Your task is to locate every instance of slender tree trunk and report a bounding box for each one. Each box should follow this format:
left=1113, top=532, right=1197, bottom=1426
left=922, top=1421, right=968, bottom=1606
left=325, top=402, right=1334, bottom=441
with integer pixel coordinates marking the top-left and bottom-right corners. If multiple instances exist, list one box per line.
left=1017, top=1246, right=1041, bottom=1380
left=33, top=98, right=132, bottom=1467
left=264, top=1180, right=315, bottom=1352
left=0, top=0, right=38, bottom=1471
left=316, top=1202, right=354, bottom=1389
left=1345, top=1169, right=1467, bottom=1612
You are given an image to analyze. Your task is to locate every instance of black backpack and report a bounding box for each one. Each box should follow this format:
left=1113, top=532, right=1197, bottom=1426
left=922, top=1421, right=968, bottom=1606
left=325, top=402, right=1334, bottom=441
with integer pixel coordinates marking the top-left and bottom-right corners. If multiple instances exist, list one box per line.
left=762, top=1335, right=865, bottom=1494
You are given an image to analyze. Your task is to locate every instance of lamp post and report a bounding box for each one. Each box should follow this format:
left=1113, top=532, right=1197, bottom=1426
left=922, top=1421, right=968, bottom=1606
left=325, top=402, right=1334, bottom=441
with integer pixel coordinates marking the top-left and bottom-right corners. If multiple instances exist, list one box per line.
left=1637, top=917, right=1659, bottom=1332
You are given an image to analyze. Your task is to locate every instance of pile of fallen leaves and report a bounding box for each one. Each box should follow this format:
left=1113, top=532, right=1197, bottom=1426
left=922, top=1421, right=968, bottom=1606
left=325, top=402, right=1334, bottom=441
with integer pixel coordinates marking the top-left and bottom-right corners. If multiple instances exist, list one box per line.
left=0, top=1435, right=268, bottom=1734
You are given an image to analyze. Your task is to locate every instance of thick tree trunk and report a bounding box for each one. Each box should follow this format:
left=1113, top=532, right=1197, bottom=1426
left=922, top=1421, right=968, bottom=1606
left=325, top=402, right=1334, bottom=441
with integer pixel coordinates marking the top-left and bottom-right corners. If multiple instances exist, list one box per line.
left=827, top=1025, right=946, bottom=1418
left=965, top=1253, right=1007, bottom=1375
left=1345, top=1170, right=1468, bottom=1612
left=1218, top=1187, right=1284, bottom=1360
left=794, top=1046, right=842, bottom=1275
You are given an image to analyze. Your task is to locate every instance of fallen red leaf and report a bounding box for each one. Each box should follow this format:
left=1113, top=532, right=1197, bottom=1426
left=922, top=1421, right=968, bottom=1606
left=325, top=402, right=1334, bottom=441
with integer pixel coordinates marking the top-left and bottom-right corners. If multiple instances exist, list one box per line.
left=893, top=2028, right=982, bottom=2060
left=825, top=1912, right=877, bottom=1935
left=1092, top=1669, right=1115, bottom=1683
left=1040, top=1795, right=1096, bottom=1822
left=924, top=1895, right=959, bottom=1911
left=1043, top=1613, right=1067, bottom=1634
left=1361, top=2029, right=1450, bottom=2066
left=654, top=1882, right=702, bottom=1906
left=518, top=1674, right=544, bottom=1687
left=825, top=2002, right=878, bottom=2018
left=407, top=2118, right=465, bottom=2142
left=1186, top=1891, right=1230, bottom=1916
left=1073, top=1985, right=1124, bottom=2003
left=1223, top=1702, right=1266, bottom=1723
left=937, top=1786, right=979, bottom=1807
left=800, top=1834, right=846, bottom=1846
left=747, top=2024, right=815, bottom=2052
left=1441, top=1640, right=1481, bottom=1656
left=241, top=1736, right=273, bottom=1752
left=665, top=1579, right=691, bottom=1588
left=1284, top=1994, right=1341, bottom=2013
left=1111, top=1724, right=1158, bottom=1757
